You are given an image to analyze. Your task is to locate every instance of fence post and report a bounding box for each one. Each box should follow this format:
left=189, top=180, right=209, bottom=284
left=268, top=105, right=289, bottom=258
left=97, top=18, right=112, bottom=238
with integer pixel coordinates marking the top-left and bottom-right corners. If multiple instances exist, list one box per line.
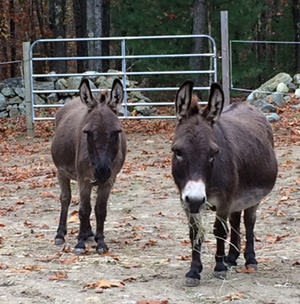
left=221, top=11, right=230, bottom=106
left=22, top=42, right=34, bottom=137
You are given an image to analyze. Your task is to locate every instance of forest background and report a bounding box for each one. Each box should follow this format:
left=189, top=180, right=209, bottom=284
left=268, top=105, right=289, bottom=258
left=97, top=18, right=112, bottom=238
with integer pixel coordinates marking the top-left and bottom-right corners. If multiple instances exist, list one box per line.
left=0, top=0, right=300, bottom=91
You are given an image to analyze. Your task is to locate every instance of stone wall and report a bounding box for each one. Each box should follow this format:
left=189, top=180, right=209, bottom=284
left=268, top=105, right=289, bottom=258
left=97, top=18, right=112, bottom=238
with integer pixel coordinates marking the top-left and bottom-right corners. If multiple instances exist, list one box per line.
left=2, top=71, right=300, bottom=120
left=246, top=72, right=300, bottom=122
left=0, top=70, right=153, bottom=118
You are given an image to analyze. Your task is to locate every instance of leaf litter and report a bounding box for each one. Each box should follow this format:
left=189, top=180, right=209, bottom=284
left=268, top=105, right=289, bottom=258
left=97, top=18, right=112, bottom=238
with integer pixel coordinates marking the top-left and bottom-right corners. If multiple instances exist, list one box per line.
left=0, top=111, right=300, bottom=303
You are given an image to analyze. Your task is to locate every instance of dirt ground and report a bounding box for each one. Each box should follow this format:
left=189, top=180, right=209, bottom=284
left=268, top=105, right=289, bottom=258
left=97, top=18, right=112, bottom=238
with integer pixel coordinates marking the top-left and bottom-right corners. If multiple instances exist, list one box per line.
left=1, top=123, right=300, bottom=304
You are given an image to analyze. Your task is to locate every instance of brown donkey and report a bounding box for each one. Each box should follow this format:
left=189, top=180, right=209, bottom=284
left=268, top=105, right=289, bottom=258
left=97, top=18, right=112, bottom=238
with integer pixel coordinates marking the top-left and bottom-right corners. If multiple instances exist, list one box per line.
left=51, top=78, right=126, bottom=254
left=172, top=80, right=277, bottom=286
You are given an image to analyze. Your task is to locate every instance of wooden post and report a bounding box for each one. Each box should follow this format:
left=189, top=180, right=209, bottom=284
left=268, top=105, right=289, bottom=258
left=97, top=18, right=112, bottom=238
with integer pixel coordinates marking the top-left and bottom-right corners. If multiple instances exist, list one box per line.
left=221, top=11, right=230, bottom=106
left=23, top=42, right=34, bottom=136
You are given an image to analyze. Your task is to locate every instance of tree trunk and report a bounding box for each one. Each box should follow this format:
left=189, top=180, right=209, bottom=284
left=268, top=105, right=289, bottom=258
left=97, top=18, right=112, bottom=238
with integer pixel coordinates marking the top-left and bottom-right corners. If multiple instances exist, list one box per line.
left=9, top=0, right=16, bottom=77
left=0, top=0, right=8, bottom=79
left=50, top=0, right=67, bottom=73
left=34, top=0, right=50, bottom=57
left=73, top=0, right=88, bottom=72
left=190, top=0, right=207, bottom=90
left=87, top=0, right=102, bottom=72
left=293, top=0, right=300, bottom=72
left=102, top=0, right=110, bottom=72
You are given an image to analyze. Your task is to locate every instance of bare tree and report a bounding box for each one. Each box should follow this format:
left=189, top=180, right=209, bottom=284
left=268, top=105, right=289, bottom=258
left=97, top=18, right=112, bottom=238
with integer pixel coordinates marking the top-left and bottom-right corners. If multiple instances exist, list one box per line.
left=9, top=0, right=16, bottom=77
left=86, top=0, right=103, bottom=71
left=73, top=0, right=88, bottom=72
left=73, top=0, right=110, bottom=73
left=293, top=0, right=300, bottom=71
left=0, top=0, right=8, bottom=79
left=190, top=0, right=207, bottom=89
left=102, top=0, right=110, bottom=72
left=50, top=0, right=67, bottom=73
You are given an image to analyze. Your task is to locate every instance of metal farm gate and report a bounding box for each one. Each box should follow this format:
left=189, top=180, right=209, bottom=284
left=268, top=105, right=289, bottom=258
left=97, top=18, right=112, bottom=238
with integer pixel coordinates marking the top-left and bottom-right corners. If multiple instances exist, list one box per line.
left=23, top=35, right=218, bottom=135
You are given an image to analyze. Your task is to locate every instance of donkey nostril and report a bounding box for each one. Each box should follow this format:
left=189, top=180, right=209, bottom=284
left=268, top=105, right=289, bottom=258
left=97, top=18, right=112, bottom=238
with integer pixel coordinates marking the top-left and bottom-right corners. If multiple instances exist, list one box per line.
left=95, top=166, right=111, bottom=182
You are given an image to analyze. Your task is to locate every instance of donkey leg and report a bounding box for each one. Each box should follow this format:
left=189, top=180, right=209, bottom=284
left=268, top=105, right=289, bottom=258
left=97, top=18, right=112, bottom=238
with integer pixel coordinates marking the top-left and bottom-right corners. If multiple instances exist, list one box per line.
left=213, top=214, right=229, bottom=278
left=94, top=186, right=111, bottom=254
left=75, top=181, right=93, bottom=254
left=226, top=211, right=241, bottom=267
left=185, top=213, right=203, bottom=287
left=244, top=204, right=259, bottom=269
left=55, top=172, right=71, bottom=245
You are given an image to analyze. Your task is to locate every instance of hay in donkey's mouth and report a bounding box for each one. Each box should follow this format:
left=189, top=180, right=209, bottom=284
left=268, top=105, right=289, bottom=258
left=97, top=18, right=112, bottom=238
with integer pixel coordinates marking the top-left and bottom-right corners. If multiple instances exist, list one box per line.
left=180, top=198, right=210, bottom=244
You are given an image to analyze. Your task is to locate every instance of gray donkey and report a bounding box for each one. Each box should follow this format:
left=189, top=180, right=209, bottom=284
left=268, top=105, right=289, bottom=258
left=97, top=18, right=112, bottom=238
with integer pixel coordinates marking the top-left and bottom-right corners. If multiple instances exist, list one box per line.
left=172, top=80, right=277, bottom=286
left=51, top=78, right=126, bottom=254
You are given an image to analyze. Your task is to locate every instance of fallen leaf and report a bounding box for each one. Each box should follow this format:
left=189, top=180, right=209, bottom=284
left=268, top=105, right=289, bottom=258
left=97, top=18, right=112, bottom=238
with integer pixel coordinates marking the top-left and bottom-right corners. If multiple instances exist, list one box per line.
left=158, top=234, right=171, bottom=239
left=138, top=300, right=168, bottom=304
left=235, top=266, right=256, bottom=274
left=0, top=263, right=9, bottom=269
left=49, top=271, right=68, bottom=281
left=59, top=257, right=79, bottom=264
left=142, top=240, right=157, bottom=250
left=226, top=293, right=246, bottom=300
left=123, top=277, right=137, bottom=282
left=23, top=265, right=44, bottom=271
left=62, top=244, right=73, bottom=253
left=180, top=240, right=191, bottom=246
left=10, top=269, right=32, bottom=273
left=101, top=251, right=120, bottom=261
left=67, top=214, right=79, bottom=223
left=176, top=255, right=191, bottom=260
left=36, top=253, right=62, bottom=262
left=84, top=279, right=125, bottom=289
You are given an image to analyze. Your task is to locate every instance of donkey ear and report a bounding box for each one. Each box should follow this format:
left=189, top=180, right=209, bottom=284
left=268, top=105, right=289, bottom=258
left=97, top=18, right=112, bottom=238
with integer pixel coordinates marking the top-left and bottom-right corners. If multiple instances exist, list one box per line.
left=79, top=79, right=97, bottom=111
left=108, top=78, right=124, bottom=112
left=202, top=83, right=224, bottom=124
left=175, top=80, right=194, bottom=121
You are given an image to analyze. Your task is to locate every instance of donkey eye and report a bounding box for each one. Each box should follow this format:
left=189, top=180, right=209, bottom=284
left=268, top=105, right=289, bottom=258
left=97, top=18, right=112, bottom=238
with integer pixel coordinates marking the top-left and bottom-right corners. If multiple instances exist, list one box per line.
left=84, top=130, right=93, bottom=139
left=208, top=156, right=214, bottom=163
left=111, top=131, right=119, bottom=141
left=173, top=148, right=183, bottom=160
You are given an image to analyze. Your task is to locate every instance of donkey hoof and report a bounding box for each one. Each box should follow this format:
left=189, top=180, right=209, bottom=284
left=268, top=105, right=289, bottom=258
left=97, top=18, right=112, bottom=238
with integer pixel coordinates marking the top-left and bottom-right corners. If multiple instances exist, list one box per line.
left=96, top=246, right=108, bottom=254
left=54, top=237, right=65, bottom=245
left=246, top=264, right=257, bottom=271
left=185, top=277, right=200, bottom=287
left=213, top=270, right=227, bottom=279
left=74, top=247, right=85, bottom=255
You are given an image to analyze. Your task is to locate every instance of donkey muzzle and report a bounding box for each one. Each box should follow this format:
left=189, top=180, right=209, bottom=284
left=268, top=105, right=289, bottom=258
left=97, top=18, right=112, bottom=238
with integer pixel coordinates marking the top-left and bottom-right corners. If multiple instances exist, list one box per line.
left=181, top=180, right=207, bottom=214
left=94, top=165, right=111, bottom=183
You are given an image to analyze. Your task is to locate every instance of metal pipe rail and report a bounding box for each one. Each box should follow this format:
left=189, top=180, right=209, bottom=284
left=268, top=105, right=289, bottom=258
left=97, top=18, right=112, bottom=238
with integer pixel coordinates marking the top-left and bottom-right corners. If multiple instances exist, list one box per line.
left=27, top=35, right=218, bottom=122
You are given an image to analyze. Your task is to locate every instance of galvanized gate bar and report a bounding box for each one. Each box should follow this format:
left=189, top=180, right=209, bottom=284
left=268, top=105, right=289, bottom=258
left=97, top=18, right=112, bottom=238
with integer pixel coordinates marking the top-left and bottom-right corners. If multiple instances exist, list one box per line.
left=229, top=39, right=300, bottom=93
left=28, top=34, right=217, bottom=122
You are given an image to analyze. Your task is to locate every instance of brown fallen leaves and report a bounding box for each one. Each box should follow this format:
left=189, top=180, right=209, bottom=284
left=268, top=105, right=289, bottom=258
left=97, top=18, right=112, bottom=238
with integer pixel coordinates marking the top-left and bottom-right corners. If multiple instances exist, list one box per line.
left=142, top=239, right=157, bottom=250
left=266, top=233, right=290, bottom=244
left=226, top=293, right=246, bottom=300
left=49, top=271, right=68, bottom=281
left=235, top=266, right=256, bottom=274
left=138, top=300, right=169, bottom=304
left=36, top=252, right=62, bottom=262
left=67, top=210, right=79, bottom=223
left=84, top=279, right=125, bottom=293
left=0, top=263, right=9, bottom=269
left=180, top=240, right=191, bottom=246
left=9, top=265, right=44, bottom=273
